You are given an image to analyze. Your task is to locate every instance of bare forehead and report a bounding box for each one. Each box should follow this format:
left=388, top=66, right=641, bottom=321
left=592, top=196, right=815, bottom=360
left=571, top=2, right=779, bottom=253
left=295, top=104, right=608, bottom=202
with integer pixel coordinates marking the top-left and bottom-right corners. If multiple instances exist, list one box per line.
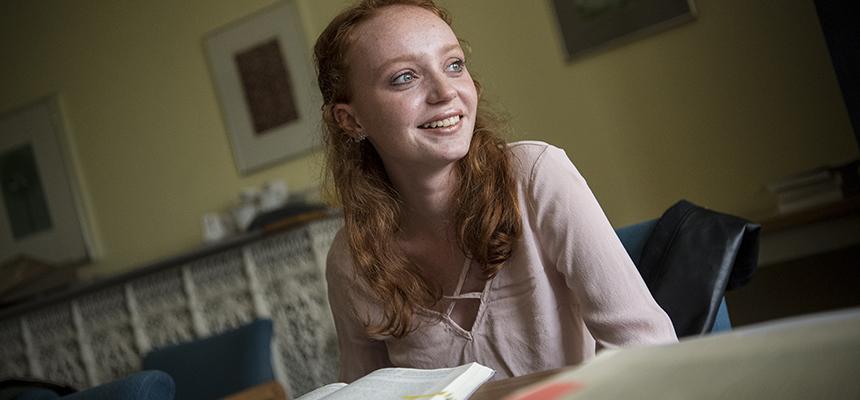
left=349, top=5, right=456, bottom=50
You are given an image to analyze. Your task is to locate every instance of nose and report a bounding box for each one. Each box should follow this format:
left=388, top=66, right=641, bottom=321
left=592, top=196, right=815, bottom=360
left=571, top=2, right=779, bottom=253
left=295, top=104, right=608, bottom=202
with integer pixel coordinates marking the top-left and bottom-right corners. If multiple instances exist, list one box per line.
left=426, top=73, right=457, bottom=104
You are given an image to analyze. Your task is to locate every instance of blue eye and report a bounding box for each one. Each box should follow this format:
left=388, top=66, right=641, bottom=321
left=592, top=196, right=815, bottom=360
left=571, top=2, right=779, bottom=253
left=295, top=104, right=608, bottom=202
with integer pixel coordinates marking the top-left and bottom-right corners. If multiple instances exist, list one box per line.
left=392, top=71, right=416, bottom=85
left=446, top=59, right=465, bottom=73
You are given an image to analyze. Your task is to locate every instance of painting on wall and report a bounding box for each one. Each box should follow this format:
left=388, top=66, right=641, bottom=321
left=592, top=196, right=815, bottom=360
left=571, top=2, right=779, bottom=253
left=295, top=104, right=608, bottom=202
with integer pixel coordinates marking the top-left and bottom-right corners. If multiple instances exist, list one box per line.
left=1, top=144, right=53, bottom=240
left=551, top=0, right=697, bottom=60
left=0, top=96, right=95, bottom=265
left=204, top=0, right=320, bottom=175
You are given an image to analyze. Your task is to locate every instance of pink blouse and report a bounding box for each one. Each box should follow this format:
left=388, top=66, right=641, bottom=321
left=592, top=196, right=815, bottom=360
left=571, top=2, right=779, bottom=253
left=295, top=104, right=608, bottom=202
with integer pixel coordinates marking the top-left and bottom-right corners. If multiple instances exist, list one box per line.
left=326, top=141, right=677, bottom=382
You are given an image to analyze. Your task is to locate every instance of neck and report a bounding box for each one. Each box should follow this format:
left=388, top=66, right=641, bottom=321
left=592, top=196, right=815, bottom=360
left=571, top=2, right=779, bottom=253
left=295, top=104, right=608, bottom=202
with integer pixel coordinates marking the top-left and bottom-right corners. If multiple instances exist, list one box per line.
left=387, top=162, right=459, bottom=236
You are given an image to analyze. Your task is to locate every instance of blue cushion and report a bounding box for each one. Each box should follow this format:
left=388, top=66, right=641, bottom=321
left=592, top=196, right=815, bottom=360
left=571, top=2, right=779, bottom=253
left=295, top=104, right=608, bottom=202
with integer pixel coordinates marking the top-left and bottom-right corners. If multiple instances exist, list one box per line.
left=615, top=219, right=658, bottom=267
left=62, top=370, right=174, bottom=400
left=142, top=319, right=274, bottom=400
left=712, top=298, right=732, bottom=333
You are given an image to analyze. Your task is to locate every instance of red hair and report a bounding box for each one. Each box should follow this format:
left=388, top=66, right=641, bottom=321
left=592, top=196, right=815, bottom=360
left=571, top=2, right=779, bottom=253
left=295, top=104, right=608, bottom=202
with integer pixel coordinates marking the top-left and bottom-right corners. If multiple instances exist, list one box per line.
left=314, top=0, right=521, bottom=338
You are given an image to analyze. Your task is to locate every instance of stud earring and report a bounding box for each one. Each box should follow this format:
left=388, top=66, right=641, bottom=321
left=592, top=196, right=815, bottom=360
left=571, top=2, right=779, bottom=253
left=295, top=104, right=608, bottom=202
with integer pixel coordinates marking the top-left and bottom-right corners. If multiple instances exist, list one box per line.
left=348, top=133, right=367, bottom=143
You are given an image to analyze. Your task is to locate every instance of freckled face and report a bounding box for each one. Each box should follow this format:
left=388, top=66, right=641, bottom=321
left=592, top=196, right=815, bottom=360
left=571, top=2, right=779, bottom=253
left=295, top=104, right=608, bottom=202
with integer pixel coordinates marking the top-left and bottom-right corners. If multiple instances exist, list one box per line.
left=337, top=5, right=478, bottom=174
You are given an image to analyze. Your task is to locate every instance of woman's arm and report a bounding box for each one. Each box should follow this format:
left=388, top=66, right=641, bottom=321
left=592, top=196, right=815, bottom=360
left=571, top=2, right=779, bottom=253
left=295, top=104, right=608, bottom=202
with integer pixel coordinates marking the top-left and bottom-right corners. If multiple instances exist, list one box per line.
left=523, top=143, right=677, bottom=347
left=325, top=232, right=393, bottom=382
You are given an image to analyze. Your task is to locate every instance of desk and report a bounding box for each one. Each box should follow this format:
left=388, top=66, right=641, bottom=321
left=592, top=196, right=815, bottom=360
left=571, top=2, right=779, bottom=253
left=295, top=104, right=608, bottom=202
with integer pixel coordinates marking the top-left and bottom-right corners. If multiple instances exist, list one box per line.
left=471, top=367, right=568, bottom=400
left=226, top=380, right=287, bottom=400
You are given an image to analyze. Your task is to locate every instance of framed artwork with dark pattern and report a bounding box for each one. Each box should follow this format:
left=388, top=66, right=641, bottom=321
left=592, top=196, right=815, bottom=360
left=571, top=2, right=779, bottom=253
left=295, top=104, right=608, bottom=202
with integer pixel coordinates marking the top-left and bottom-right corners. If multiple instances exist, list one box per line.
left=551, top=0, right=697, bottom=60
left=204, top=1, right=319, bottom=175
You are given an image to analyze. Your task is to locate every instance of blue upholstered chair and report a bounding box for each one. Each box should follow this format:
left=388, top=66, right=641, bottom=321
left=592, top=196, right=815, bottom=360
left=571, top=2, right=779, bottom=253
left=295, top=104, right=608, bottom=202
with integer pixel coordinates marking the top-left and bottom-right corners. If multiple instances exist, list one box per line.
left=615, top=219, right=733, bottom=334
left=13, top=318, right=274, bottom=400
left=13, top=370, right=174, bottom=400
left=62, top=371, right=174, bottom=400
left=142, top=318, right=276, bottom=400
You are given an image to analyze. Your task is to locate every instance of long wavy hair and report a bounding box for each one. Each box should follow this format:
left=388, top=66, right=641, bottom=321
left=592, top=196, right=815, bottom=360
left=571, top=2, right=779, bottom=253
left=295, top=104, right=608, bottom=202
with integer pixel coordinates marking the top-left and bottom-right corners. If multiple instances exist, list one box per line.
left=314, top=0, right=522, bottom=338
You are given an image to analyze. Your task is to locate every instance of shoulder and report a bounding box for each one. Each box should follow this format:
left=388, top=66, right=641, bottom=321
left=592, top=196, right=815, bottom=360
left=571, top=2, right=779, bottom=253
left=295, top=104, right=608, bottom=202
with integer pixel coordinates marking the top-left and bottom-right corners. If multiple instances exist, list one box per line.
left=325, top=228, right=379, bottom=302
left=325, top=228, right=370, bottom=310
left=325, top=227, right=387, bottom=335
left=325, top=227, right=355, bottom=286
left=507, top=140, right=577, bottom=182
left=507, top=140, right=555, bottom=162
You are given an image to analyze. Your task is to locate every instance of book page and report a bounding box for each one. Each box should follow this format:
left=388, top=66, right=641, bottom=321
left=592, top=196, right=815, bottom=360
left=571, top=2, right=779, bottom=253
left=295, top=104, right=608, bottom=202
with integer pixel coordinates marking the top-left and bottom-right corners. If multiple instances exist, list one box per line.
left=507, top=308, right=860, bottom=400
left=312, top=363, right=492, bottom=400
left=294, top=383, right=347, bottom=400
left=439, top=363, right=496, bottom=399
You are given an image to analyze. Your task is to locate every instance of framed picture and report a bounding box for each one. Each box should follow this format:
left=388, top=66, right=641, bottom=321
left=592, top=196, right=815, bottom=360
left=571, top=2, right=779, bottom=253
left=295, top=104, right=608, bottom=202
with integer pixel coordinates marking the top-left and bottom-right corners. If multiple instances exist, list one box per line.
left=551, top=0, right=697, bottom=60
left=204, top=0, right=319, bottom=175
left=0, top=96, right=96, bottom=265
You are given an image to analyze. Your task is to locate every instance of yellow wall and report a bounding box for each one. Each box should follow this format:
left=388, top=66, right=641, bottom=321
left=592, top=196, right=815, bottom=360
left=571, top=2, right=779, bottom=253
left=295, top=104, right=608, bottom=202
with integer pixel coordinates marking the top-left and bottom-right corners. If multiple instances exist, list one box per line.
left=439, top=0, right=857, bottom=222
left=1, top=0, right=856, bottom=277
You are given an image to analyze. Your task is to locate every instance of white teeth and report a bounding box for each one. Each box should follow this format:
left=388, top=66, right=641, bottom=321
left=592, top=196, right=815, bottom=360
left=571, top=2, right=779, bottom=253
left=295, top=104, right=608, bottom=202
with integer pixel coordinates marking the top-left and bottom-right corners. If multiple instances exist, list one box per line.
left=420, top=115, right=460, bottom=129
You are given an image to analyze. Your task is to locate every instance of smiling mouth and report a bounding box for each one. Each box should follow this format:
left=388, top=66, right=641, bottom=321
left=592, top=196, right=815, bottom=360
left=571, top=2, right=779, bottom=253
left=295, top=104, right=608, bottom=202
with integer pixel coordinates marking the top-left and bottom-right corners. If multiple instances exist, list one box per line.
left=418, top=115, right=462, bottom=129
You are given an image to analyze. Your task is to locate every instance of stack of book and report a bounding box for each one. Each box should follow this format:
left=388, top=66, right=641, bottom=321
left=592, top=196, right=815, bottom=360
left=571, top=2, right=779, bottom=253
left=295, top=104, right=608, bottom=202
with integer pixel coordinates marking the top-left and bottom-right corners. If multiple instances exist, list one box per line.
left=766, top=166, right=845, bottom=214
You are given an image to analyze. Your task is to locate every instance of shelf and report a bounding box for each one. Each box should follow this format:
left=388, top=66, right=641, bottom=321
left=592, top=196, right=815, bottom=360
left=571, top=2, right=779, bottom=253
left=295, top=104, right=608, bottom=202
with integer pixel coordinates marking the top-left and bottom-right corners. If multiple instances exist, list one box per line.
left=758, top=195, right=860, bottom=233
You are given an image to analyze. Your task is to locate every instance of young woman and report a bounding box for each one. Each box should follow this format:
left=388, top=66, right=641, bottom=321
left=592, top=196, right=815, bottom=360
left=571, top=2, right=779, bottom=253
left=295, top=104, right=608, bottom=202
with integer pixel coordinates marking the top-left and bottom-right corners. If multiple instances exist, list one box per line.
left=314, top=0, right=677, bottom=383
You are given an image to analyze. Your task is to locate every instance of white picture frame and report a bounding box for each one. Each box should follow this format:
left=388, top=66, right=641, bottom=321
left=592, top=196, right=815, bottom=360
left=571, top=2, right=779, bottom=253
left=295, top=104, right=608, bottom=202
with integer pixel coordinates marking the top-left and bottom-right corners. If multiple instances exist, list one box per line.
left=0, top=96, right=96, bottom=265
left=204, top=0, right=320, bottom=175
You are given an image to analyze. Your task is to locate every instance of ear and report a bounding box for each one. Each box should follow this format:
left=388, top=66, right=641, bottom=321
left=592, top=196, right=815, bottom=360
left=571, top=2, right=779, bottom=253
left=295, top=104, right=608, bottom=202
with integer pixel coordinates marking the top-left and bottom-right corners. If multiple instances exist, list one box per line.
left=332, top=103, right=364, bottom=139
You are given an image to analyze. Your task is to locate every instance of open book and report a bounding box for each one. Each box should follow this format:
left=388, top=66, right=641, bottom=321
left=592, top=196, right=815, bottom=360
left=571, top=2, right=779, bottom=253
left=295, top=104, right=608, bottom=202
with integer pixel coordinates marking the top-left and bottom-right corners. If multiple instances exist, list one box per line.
left=295, top=362, right=494, bottom=400
left=504, top=308, right=860, bottom=400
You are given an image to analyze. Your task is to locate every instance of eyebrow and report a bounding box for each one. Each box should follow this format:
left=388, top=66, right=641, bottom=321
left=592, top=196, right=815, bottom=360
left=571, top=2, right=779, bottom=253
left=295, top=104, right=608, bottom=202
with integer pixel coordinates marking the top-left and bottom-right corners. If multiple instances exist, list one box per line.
left=372, top=43, right=463, bottom=77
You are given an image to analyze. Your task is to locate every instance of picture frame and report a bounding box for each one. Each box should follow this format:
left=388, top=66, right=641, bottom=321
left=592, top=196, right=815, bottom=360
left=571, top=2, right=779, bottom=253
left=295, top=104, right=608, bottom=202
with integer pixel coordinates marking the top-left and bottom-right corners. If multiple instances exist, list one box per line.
left=0, top=96, right=96, bottom=266
left=204, top=0, right=320, bottom=175
left=551, top=0, right=698, bottom=60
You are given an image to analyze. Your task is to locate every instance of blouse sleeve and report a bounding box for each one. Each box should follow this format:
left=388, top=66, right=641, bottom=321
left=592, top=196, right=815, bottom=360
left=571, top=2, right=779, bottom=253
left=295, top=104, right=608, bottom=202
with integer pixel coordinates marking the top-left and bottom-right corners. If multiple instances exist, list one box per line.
left=524, top=144, right=677, bottom=347
left=325, top=231, right=393, bottom=382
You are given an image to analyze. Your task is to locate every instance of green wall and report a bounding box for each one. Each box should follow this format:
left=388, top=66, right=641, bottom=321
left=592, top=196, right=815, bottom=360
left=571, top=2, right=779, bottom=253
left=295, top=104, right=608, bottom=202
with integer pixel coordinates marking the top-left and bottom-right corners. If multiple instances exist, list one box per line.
left=1, top=0, right=856, bottom=277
